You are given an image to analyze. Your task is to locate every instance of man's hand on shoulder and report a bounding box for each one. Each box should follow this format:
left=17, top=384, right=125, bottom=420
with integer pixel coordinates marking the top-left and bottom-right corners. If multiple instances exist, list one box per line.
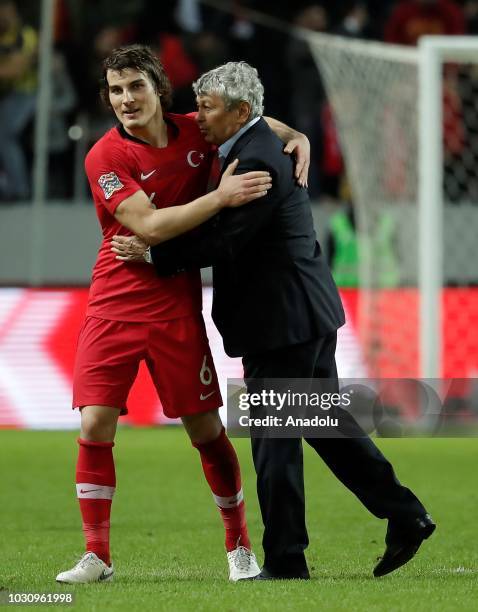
left=216, top=159, right=272, bottom=208
left=283, top=132, right=310, bottom=189
left=111, top=235, right=150, bottom=262
left=263, top=116, right=310, bottom=188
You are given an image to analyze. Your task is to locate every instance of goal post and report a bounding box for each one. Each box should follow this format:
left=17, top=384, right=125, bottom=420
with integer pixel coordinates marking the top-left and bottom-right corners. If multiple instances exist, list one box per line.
left=419, top=37, right=444, bottom=380
left=303, top=31, right=478, bottom=379
left=418, top=37, right=478, bottom=379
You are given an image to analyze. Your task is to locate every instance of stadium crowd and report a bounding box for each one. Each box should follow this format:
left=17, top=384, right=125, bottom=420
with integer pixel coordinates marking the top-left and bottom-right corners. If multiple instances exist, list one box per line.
left=0, top=0, right=477, bottom=202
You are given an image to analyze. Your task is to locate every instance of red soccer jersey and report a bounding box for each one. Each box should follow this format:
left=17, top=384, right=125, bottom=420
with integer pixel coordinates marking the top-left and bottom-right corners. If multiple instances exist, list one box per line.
left=84, top=113, right=213, bottom=322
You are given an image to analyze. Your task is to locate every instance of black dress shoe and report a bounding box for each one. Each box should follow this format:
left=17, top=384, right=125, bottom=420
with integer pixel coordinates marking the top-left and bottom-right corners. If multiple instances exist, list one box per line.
left=253, top=566, right=310, bottom=580
left=373, top=514, right=436, bottom=578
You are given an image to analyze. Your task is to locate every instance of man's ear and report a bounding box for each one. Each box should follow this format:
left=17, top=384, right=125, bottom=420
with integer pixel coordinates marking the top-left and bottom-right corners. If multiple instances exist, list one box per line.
left=237, top=101, right=252, bottom=126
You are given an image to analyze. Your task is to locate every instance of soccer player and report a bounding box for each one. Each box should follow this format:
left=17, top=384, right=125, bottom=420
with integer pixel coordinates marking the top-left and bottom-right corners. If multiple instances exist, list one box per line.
left=56, top=45, right=308, bottom=585
left=54, top=45, right=273, bottom=584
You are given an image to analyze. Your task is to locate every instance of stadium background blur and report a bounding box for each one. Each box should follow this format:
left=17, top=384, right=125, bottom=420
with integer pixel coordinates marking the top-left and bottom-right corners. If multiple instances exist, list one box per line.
left=6, top=0, right=477, bottom=204
left=1, top=4, right=477, bottom=609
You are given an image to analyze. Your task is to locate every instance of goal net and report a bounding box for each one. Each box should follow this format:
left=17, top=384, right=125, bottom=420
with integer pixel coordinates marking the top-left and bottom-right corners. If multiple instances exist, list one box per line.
left=305, top=33, right=478, bottom=380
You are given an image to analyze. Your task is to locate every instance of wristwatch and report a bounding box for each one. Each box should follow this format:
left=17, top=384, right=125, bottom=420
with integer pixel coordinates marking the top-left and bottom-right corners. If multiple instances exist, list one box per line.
left=143, top=247, right=152, bottom=264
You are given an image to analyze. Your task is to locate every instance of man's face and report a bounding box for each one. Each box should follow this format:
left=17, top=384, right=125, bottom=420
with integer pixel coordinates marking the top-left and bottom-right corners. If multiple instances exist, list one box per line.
left=107, top=68, right=160, bottom=130
left=196, top=94, right=248, bottom=145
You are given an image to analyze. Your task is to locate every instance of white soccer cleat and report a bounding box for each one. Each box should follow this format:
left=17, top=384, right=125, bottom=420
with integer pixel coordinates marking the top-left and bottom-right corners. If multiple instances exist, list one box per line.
left=56, top=552, right=114, bottom=584
left=227, top=546, right=260, bottom=581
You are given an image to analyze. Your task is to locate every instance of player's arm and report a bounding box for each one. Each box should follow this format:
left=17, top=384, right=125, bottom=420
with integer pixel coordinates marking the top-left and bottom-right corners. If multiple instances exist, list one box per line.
left=263, top=116, right=310, bottom=188
left=145, top=160, right=307, bottom=276
left=114, top=159, right=271, bottom=245
left=112, top=159, right=278, bottom=270
left=149, top=176, right=284, bottom=275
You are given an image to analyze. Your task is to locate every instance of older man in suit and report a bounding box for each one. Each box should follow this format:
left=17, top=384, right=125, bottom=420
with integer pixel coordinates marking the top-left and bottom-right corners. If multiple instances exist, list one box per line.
left=113, top=61, right=435, bottom=580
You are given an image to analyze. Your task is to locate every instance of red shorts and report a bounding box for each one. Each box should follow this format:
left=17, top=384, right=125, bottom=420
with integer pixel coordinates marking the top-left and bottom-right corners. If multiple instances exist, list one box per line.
left=73, top=315, right=222, bottom=418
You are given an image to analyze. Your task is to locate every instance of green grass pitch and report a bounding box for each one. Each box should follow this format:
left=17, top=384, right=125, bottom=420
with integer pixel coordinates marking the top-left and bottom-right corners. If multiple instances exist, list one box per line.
left=1, top=429, right=477, bottom=611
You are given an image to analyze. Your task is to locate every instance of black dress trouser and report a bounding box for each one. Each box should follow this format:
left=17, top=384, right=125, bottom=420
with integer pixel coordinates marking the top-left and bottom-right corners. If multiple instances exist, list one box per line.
left=242, top=332, right=427, bottom=574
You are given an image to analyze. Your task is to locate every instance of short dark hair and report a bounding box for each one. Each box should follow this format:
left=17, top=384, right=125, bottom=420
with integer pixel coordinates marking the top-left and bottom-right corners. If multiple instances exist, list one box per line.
left=100, top=44, right=173, bottom=110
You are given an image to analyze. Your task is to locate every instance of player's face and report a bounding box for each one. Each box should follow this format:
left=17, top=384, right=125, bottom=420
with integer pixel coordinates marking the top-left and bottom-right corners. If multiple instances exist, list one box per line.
left=196, top=94, right=249, bottom=145
left=107, top=68, right=160, bottom=131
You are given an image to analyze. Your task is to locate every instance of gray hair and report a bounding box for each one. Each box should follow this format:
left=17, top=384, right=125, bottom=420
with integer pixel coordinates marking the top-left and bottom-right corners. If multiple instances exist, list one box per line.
left=193, top=61, right=264, bottom=119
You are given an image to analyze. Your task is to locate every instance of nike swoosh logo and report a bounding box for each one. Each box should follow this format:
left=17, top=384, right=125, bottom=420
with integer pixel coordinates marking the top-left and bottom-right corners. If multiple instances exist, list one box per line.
left=99, top=568, right=114, bottom=581
left=141, top=169, right=156, bottom=180
left=200, top=391, right=216, bottom=401
left=80, top=488, right=101, bottom=494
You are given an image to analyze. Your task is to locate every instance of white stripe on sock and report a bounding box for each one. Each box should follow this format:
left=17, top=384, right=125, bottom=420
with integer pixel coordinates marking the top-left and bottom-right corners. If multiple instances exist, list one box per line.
left=76, top=483, right=115, bottom=500
left=212, top=488, right=244, bottom=509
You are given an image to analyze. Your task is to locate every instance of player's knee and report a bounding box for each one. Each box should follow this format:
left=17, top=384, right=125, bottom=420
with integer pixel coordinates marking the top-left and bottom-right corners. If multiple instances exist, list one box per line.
left=183, top=410, right=222, bottom=445
left=80, top=405, right=118, bottom=442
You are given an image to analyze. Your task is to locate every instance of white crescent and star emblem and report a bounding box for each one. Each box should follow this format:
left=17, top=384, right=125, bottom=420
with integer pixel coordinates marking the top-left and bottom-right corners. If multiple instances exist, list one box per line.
left=187, top=150, right=205, bottom=168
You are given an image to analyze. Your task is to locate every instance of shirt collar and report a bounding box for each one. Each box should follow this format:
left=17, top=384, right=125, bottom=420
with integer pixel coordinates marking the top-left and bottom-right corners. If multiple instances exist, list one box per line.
left=218, top=116, right=261, bottom=162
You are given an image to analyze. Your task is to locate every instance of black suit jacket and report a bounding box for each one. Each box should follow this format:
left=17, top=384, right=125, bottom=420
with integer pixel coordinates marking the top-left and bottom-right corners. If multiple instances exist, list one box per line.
left=151, top=118, right=345, bottom=357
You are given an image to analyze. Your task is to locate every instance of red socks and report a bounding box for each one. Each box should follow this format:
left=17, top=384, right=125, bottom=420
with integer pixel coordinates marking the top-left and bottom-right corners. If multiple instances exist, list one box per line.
left=76, top=438, right=116, bottom=565
left=76, top=430, right=248, bottom=561
left=193, top=428, right=251, bottom=552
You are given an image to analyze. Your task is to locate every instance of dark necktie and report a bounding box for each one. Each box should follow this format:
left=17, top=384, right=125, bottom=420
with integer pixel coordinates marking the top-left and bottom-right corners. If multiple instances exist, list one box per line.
left=207, top=149, right=222, bottom=192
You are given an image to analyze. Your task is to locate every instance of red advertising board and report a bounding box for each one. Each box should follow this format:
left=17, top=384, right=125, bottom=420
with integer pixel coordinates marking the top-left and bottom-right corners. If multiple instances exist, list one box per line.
left=0, top=288, right=477, bottom=428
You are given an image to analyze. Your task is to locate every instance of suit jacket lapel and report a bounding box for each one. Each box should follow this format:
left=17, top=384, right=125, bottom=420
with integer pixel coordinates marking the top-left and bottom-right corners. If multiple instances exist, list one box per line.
left=220, top=117, right=268, bottom=176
